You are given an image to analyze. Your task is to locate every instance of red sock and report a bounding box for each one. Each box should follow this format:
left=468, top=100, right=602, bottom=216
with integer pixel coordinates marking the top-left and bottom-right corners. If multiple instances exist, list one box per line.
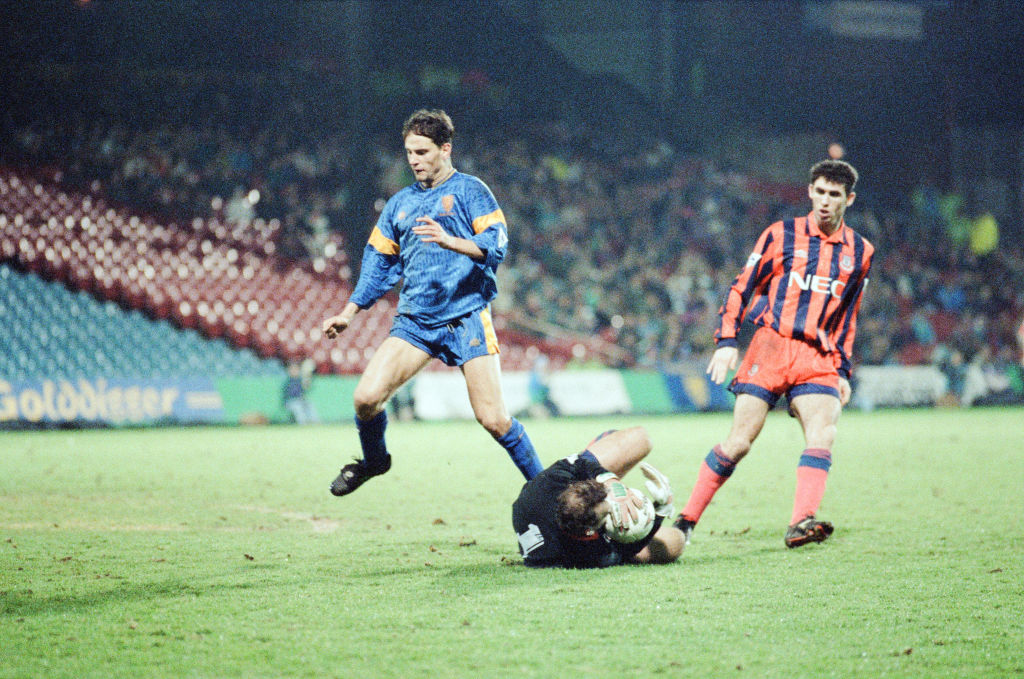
left=791, top=448, right=832, bottom=525
left=681, top=446, right=736, bottom=523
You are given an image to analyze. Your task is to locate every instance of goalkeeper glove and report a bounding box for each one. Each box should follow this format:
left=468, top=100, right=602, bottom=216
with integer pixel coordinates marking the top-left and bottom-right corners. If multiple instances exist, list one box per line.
left=639, top=461, right=675, bottom=518
left=596, top=472, right=642, bottom=529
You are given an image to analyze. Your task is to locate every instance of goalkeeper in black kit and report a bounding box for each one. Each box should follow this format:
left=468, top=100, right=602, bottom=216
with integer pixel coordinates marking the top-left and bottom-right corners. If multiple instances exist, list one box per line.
left=512, top=427, right=686, bottom=568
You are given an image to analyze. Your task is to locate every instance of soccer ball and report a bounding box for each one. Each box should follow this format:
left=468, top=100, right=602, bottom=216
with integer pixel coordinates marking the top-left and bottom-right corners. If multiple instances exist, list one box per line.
left=603, top=490, right=656, bottom=543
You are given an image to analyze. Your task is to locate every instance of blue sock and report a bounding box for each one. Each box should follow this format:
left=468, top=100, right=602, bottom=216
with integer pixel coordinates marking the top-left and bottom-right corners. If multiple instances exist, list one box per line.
left=356, top=411, right=389, bottom=472
left=495, top=418, right=543, bottom=480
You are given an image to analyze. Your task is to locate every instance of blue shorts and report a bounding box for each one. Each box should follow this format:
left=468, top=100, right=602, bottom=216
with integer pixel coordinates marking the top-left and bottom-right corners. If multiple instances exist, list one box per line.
left=390, top=306, right=500, bottom=367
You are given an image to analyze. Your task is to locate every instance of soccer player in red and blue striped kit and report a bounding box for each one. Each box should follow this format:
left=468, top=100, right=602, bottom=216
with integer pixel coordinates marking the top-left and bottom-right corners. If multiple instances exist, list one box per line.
left=674, top=159, right=874, bottom=548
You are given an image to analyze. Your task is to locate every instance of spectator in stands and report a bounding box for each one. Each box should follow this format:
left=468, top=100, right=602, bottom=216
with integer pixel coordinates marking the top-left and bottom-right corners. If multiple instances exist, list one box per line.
left=525, top=353, right=560, bottom=418
left=283, top=360, right=318, bottom=424
left=1017, top=314, right=1024, bottom=366
left=5, top=62, right=1024, bottom=378
left=225, top=185, right=255, bottom=226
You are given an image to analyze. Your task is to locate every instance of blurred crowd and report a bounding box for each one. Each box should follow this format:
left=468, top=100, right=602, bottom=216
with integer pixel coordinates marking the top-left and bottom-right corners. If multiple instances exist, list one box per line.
left=3, top=64, right=1023, bottom=403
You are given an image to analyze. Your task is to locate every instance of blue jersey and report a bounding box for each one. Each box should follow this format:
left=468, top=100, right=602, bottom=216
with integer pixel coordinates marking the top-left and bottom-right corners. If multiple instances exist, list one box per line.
left=349, top=171, right=509, bottom=327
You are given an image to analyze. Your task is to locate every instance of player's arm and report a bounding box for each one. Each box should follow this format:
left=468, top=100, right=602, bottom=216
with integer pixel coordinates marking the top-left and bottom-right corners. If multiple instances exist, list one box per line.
left=422, top=180, right=509, bottom=268
left=323, top=217, right=403, bottom=336
left=322, top=301, right=361, bottom=339
left=706, top=346, right=739, bottom=385
left=412, top=216, right=486, bottom=261
left=714, top=225, right=778, bottom=348
left=707, top=226, right=777, bottom=382
left=834, top=250, right=874, bottom=405
left=594, top=471, right=644, bottom=529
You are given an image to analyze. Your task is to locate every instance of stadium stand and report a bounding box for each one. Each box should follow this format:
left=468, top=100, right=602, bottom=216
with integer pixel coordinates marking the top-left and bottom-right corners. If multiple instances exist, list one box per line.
left=0, top=262, right=281, bottom=381
left=0, top=169, right=596, bottom=375
left=1, top=35, right=1021, bottom=381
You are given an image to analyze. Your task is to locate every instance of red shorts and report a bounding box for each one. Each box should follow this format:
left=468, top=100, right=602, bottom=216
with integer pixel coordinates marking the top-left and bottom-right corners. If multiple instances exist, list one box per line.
left=729, top=326, right=840, bottom=407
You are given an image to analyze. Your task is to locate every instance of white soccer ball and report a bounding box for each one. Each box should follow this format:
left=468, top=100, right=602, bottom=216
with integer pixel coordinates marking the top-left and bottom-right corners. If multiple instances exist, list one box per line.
left=603, top=489, right=657, bottom=544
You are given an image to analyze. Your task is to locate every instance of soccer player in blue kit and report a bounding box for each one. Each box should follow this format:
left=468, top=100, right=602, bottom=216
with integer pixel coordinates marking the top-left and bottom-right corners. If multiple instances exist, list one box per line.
left=322, top=109, right=544, bottom=495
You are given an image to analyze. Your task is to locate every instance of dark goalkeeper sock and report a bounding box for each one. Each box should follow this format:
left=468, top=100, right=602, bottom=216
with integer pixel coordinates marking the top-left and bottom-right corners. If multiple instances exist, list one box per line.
left=355, top=410, right=390, bottom=472
left=495, top=417, right=543, bottom=480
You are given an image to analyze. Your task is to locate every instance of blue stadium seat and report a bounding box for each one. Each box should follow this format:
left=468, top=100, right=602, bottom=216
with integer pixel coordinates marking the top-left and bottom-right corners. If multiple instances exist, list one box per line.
left=0, top=263, right=285, bottom=380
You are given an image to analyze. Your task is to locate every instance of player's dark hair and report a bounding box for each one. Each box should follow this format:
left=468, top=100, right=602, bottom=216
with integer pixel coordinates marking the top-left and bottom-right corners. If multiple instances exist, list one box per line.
left=556, top=480, right=608, bottom=537
left=810, top=159, right=858, bottom=194
left=402, top=109, right=454, bottom=147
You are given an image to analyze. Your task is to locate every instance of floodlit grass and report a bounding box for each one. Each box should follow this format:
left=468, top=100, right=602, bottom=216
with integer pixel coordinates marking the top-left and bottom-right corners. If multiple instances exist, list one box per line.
left=2, top=408, right=1022, bottom=678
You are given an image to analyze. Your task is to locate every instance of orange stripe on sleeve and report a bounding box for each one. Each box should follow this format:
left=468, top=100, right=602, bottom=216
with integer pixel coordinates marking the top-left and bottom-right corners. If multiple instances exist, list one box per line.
left=471, top=209, right=506, bottom=235
left=367, top=226, right=399, bottom=255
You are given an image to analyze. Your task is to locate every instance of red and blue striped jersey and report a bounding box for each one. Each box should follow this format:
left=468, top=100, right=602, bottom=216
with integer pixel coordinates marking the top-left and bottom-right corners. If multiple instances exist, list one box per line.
left=715, top=213, right=874, bottom=378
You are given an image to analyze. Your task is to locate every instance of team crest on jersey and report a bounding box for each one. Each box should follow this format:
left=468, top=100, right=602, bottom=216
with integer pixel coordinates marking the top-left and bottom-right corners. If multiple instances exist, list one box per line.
left=840, top=255, right=854, bottom=272
left=397, top=211, right=407, bottom=220
left=439, top=194, right=455, bottom=216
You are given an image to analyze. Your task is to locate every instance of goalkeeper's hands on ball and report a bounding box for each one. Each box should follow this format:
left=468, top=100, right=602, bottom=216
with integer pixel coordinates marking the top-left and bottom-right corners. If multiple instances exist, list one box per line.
left=640, top=461, right=675, bottom=518
left=596, top=472, right=644, bottom=530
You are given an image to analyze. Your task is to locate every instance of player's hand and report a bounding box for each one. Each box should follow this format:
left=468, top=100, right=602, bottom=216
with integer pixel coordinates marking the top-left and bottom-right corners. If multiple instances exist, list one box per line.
left=604, top=479, right=644, bottom=530
left=838, top=377, right=851, bottom=406
left=706, top=346, right=739, bottom=385
left=322, top=313, right=353, bottom=339
left=639, top=462, right=675, bottom=518
left=412, top=216, right=453, bottom=249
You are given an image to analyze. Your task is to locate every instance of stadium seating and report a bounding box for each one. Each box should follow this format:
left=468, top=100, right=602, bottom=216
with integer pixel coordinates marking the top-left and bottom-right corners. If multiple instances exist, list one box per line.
left=0, top=262, right=282, bottom=381
left=0, top=169, right=584, bottom=375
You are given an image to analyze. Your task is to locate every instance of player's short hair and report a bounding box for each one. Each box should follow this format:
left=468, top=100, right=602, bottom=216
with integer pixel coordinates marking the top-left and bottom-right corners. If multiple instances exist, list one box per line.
left=402, top=109, right=454, bottom=147
left=556, top=480, right=608, bottom=537
left=810, top=159, right=858, bottom=194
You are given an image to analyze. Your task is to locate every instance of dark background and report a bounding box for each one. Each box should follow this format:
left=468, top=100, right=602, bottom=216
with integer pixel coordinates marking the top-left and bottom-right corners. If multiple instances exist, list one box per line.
left=2, top=0, right=1022, bottom=213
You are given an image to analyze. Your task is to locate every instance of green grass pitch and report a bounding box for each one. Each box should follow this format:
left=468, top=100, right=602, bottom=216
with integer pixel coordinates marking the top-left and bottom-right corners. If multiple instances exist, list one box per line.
left=2, top=408, right=1022, bottom=678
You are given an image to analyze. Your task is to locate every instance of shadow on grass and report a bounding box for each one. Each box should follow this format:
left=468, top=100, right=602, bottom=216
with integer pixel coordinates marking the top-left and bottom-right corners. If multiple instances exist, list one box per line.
left=1, top=572, right=281, bottom=618
left=352, top=539, right=797, bottom=579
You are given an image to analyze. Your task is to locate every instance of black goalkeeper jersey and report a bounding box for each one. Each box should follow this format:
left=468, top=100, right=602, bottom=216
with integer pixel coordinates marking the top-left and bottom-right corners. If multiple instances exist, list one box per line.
left=511, top=452, right=657, bottom=569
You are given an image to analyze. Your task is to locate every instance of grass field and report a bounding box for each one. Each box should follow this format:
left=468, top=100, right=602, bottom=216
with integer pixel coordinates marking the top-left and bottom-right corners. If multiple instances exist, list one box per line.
left=2, top=408, right=1022, bottom=678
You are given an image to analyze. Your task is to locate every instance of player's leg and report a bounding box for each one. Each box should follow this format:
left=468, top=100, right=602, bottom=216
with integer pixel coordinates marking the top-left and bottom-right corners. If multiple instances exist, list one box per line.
left=785, top=391, right=841, bottom=543
left=585, top=426, right=652, bottom=479
left=630, top=523, right=686, bottom=564
left=676, top=394, right=770, bottom=535
left=354, top=336, right=433, bottom=420
left=461, top=353, right=543, bottom=479
left=330, top=337, right=432, bottom=496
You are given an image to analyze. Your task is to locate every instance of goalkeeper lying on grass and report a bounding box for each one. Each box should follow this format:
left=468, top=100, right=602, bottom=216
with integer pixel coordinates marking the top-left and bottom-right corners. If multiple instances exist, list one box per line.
left=512, top=427, right=686, bottom=568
